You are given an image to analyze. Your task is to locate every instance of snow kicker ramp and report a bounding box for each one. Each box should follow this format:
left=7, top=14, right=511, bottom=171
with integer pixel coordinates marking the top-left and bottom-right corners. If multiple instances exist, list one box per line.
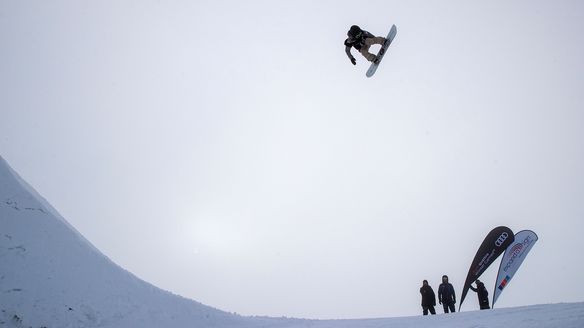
left=0, top=155, right=252, bottom=328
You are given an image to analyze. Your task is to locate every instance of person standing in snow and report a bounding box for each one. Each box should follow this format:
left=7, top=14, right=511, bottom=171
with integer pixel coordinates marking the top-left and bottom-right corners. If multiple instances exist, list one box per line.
left=469, top=279, right=490, bottom=310
left=344, top=25, right=387, bottom=65
left=420, top=280, right=436, bottom=315
left=438, top=275, right=456, bottom=313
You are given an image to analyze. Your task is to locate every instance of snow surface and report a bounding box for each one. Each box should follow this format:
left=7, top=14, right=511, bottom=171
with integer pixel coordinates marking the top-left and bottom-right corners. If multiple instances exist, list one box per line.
left=1, top=155, right=583, bottom=328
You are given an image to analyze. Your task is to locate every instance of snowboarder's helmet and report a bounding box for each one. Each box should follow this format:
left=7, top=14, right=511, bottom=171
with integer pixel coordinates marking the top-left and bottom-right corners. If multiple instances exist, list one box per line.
left=348, top=25, right=362, bottom=37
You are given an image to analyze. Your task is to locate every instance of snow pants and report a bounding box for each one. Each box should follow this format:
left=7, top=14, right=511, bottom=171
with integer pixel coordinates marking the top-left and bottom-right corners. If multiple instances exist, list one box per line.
left=422, top=305, right=436, bottom=315
left=443, top=302, right=456, bottom=313
left=359, top=37, right=386, bottom=62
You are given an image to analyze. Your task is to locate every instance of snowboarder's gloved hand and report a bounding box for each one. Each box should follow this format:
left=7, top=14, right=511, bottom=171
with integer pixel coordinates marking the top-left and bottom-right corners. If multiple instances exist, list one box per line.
left=350, top=57, right=356, bottom=65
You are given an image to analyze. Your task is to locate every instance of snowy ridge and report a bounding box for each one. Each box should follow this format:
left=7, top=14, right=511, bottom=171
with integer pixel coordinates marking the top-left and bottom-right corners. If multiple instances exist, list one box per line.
left=0, top=156, right=101, bottom=257
left=1, top=155, right=583, bottom=328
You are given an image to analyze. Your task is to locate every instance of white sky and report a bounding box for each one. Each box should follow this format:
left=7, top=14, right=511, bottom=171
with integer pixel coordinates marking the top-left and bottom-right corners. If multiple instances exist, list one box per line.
left=1, top=0, right=584, bottom=319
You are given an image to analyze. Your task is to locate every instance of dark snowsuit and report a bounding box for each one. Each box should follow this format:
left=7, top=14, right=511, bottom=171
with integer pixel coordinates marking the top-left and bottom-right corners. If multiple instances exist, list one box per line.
left=420, top=285, right=436, bottom=315
left=438, top=282, right=456, bottom=313
left=470, top=281, right=490, bottom=310
left=344, top=25, right=386, bottom=63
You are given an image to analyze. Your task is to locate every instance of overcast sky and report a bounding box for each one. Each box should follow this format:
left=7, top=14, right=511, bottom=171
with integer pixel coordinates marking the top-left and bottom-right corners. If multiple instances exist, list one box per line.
left=1, top=0, right=584, bottom=319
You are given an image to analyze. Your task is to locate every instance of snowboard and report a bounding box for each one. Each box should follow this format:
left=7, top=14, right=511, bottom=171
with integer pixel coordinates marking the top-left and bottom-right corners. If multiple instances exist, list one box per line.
left=366, top=24, right=397, bottom=78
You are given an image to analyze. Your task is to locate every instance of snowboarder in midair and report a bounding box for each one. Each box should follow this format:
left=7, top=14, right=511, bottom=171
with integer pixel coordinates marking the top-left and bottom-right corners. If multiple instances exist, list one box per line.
left=344, top=25, right=387, bottom=65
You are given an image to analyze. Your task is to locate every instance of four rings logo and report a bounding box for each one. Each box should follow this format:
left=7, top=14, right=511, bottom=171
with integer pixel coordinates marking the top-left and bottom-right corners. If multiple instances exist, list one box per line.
left=495, top=232, right=509, bottom=247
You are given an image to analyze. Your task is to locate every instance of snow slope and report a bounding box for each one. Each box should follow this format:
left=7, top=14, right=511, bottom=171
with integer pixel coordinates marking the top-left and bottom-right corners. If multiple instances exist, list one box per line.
left=1, top=155, right=583, bottom=327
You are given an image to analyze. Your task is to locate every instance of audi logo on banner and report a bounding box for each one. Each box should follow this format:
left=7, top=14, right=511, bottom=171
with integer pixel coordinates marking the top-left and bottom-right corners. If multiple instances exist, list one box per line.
left=495, top=232, right=509, bottom=247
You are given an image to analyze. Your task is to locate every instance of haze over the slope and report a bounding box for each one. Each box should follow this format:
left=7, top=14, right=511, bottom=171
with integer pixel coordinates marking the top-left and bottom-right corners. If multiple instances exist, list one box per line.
left=1, top=154, right=583, bottom=328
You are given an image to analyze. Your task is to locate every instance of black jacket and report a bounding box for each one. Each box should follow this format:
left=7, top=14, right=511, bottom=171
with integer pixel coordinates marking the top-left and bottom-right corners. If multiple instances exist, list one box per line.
left=470, top=282, right=489, bottom=303
left=344, top=29, right=374, bottom=61
left=344, top=30, right=375, bottom=51
left=438, top=283, right=456, bottom=305
left=420, top=285, right=436, bottom=306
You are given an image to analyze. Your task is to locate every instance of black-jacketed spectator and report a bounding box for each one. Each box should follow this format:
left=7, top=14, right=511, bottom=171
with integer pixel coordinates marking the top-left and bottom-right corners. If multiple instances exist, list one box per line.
left=470, top=279, right=490, bottom=310
left=420, top=280, right=436, bottom=315
left=438, top=275, right=456, bottom=313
